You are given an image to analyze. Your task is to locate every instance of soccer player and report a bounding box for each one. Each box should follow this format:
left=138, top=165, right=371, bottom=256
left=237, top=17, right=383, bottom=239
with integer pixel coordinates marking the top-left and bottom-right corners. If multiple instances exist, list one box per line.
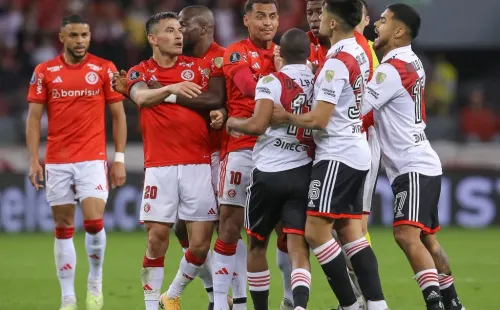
left=361, top=4, right=466, bottom=310
left=123, top=12, right=224, bottom=310
left=226, top=28, right=314, bottom=310
left=167, top=5, right=239, bottom=310
left=306, top=0, right=329, bottom=69
left=26, top=14, right=127, bottom=310
left=272, top=1, right=388, bottom=309
left=213, top=1, right=290, bottom=310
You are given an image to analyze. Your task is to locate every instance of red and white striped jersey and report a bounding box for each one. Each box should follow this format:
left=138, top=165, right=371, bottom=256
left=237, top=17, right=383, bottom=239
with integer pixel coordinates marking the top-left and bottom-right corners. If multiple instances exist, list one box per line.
left=253, top=64, right=314, bottom=172
left=364, top=45, right=442, bottom=183
left=313, top=38, right=371, bottom=170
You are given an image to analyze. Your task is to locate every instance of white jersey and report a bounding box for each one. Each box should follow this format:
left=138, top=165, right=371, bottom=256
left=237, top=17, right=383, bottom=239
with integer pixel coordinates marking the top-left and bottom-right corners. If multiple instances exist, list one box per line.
left=364, top=45, right=442, bottom=184
left=253, top=64, right=315, bottom=172
left=313, top=37, right=371, bottom=170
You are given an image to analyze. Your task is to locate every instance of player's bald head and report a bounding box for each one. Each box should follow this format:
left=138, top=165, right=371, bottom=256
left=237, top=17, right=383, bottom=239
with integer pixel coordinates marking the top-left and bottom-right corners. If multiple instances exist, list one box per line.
left=179, top=5, right=215, bottom=29
left=279, top=28, right=310, bottom=65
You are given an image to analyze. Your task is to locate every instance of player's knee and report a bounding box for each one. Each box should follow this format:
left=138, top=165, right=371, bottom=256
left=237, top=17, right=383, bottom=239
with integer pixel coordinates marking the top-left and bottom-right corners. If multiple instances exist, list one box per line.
left=147, top=227, right=170, bottom=256
left=393, top=226, right=419, bottom=249
left=304, top=228, right=320, bottom=247
left=83, top=218, right=104, bottom=234
left=421, top=234, right=441, bottom=256
left=188, top=241, right=210, bottom=260
left=248, top=235, right=266, bottom=253
left=218, top=215, right=242, bottom=243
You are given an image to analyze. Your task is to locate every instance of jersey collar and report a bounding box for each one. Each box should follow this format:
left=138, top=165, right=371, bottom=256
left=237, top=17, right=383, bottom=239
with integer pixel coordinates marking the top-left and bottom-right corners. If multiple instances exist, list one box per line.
left=280, top=64, right=310, bottom=72
left=326, top=37, right=357, bottom=57
left=381, top=45, right=412, bottom=63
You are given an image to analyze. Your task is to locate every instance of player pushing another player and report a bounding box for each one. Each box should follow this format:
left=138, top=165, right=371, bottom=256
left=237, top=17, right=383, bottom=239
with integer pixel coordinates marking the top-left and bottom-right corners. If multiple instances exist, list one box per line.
left=227, top=28, right=314, bottom=310
left=362, top=4, right=466, bottom=310
left=26, top=14, right=127, bottom=310
left=120, top=12, right=224, bottom=310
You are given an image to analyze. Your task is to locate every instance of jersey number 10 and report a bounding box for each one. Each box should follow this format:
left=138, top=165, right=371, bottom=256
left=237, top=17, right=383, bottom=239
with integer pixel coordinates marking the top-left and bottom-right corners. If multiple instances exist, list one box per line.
left=287, top=93, right=313, bottom=139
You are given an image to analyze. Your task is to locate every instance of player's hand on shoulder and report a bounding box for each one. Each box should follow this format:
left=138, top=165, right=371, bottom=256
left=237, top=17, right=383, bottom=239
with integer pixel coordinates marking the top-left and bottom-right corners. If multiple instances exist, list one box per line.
left=28, top=160, right=44, bottom=190
left=110, top=161, right=126, bottom=189
left=270, top=105, right=291, bottom=125
left=166, top=81, right=202, bottom=99
left=226, top=117, right=244, bottom=139
left=273, top=45, right=283, bottom=71
left=210, top=109, right=226, bottom=129
left=112, top=70, right=128, bottom=96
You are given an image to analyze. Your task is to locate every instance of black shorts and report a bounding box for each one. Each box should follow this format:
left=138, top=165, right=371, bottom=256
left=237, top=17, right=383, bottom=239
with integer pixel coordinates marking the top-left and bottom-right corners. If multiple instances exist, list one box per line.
left=391, top=172, right=441, bottom=234
left=307, top=160, right=368, bottom=219
left=245, top=164, right=311, bottom=240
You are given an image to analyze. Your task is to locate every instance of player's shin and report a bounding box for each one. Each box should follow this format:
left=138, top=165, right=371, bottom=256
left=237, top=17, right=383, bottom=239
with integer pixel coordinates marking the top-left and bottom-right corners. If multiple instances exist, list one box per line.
left=287, top=234, right=312, bottom=310
left=232, top=238, right=248, bottom=309
left=276, top=235, right=293, bottom=304
left=198, top=250, right=215, bottom=303
left=166, top=249, right=206, bottom=298
left=84, top=219, right=106, bottom=291
left=306, top=217, right=358, bottom=308
left=247, top=235, right=270, bottom=310
left=54, top=227, right=77, bottom=305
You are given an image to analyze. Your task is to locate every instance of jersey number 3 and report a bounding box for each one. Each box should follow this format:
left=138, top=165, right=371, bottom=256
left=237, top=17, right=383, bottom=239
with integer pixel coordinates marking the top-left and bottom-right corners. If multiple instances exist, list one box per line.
left=348, top=75, right=363, bottom=119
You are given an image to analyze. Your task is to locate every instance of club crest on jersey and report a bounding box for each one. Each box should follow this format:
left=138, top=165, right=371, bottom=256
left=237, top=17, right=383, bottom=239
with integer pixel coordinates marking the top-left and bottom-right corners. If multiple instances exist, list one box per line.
left=85, top=71, right=99, bottom=85
left=376, top=72, right=387, bottom=84
left=129, top=71, right=140, bottom=81
left=229, top=52, right=241, bottom=63
left=181, top=69, right=195, bottom=81
left=30, top=72, right=36, bottom=85
left=262, top=76, right=274, bottom=84
left=214, top=57, right=223, bottom=68
left=325, top=70, right=335, bottom=83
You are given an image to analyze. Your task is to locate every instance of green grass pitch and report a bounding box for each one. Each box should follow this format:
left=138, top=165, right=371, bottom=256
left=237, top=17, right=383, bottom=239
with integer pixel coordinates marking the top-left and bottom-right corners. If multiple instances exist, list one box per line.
left=1, top=228, right=498, bottom=309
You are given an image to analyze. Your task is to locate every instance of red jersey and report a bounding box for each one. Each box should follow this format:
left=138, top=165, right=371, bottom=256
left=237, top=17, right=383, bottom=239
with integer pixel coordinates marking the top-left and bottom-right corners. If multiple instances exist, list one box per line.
left=222, top=38, right=276, bottom=155
left=354, top=31, right=375, bottom=81
left=203, top=42, right=226, bottom=154
left=27, top=53, right=124, bottom=164
left=126, top=56, right=211, bottom=168
left=307, top=31, right=328, bottom=67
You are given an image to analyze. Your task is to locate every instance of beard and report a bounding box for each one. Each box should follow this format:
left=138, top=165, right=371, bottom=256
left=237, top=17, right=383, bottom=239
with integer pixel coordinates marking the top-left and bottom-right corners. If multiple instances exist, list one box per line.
left=67, top=47, right=87, bottom=59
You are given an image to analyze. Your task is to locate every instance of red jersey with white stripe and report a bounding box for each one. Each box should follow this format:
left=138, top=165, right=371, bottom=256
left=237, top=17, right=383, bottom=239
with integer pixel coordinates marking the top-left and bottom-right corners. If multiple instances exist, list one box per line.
left=313, top=38, right=371, bottom=170
left=253, top=64, right=315, bottom=172
left=364, top=45, right=442, bottom=183
left=27, top=53, right=124, bottom=164
left=126, top=56, right=211, bottom=168
left=202, top=42, right=226, bottom=154
left=222, top=38, right=276, bottom=156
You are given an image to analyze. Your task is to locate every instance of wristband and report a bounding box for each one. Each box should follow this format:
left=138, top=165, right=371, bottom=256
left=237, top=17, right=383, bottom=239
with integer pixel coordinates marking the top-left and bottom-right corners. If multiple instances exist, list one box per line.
left=164, top=94, right=177, bottom=103
left=114, top=152, right=125, bottom=163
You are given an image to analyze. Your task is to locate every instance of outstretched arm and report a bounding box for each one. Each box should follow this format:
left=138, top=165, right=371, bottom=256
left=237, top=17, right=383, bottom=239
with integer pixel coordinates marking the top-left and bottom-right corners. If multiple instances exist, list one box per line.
left=226, top=98, right=274, bottom=136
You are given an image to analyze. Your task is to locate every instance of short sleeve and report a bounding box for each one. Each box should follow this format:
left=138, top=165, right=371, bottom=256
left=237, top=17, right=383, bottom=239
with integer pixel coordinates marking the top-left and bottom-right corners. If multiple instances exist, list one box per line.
left=103, top=62, right=125, bottom=104
left=126, top=64, right=147, bottom=97
left=27, top=64, right=47, bottom=104
left=364, top=63, right=401, bottom=110
left=223, top=43, right=249, bottom=80
left=255, top=74, right=281, bottom=104
left=315, top=58, right=348, bottom=105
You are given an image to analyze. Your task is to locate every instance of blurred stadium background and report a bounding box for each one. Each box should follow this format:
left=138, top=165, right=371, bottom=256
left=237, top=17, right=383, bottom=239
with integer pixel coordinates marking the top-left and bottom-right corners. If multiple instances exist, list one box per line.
left=0, top=0, right=499, bottom=309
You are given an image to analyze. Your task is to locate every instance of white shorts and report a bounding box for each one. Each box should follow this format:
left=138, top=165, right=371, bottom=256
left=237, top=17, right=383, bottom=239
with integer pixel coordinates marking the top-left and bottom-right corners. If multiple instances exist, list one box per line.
left=140, top=164, right=218, bottom=223
left=362, top=127, right=381, bottom=214
left=211, top=151, right=220, bottom=192
left=218, top=149, right=253, bottom=208
left=45, top=160, right=108, bottom=206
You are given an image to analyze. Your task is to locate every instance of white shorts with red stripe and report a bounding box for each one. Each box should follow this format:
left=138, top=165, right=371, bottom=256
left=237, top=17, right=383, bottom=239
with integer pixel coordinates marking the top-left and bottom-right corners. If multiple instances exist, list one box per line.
left=45, top=160, right=109, bottom=206
left=140, top=164, right=218, bottom=223
left=218, top=149, right=253, bottom=208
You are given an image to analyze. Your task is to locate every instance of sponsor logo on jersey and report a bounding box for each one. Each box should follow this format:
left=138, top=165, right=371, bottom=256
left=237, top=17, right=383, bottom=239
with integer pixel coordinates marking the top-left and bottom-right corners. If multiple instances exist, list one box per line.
left=36, top=73, right=44, bottom=95
left=179, top=61, right=194, bottom=68
left=85, top=72, right=99, bottom=85
left=147, top=68, right=157, bottom=73
left=249, top=51, right=258, bottom=58
left=181, top=69, right=195, bottom=81
left=272, top=138, right=307, bottom=153
left=30, top=72, right=36, bottom=85
left=256, top=87, right=271, bottom=95
left=87, top=63, right=103, bottom=72
left=47, top=65, right=63, bottom=72
left=213, top=57, right=223, bottom=68
left=229, top=52, right=241, bottom=63
left=52, top=89, right=101, bottom=98
left=376, top=72, right=387, bottom=84
left=325, top=70, right=335, bottom=82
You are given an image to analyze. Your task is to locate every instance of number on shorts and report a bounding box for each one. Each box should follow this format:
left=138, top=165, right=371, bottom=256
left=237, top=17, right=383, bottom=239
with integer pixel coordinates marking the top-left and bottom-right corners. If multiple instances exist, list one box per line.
left=308, top=180, right=321, bottom=200
left=144, top=185, right=158, bottom=199
left=230, top=171, right=242, bottom=185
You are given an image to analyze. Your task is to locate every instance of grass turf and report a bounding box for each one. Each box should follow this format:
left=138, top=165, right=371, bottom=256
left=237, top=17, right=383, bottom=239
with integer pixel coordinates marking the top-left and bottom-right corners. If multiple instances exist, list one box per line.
left=1, top=227, right=498, bottom=309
